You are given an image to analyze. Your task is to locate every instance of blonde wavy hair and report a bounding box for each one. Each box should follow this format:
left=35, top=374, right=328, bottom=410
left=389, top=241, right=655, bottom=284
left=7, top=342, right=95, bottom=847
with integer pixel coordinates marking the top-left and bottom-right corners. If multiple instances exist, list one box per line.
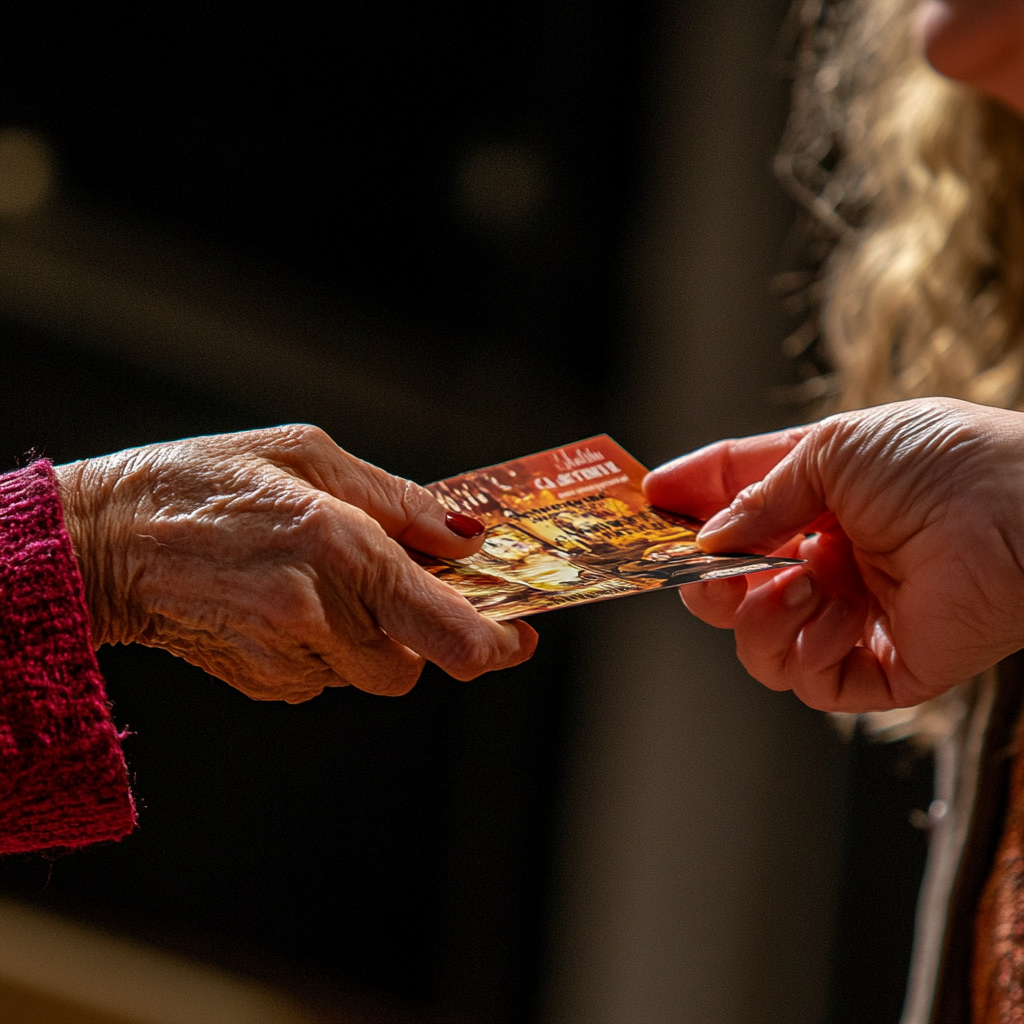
left=776, top=0, right=1024, bottom=412
left=775, top=0, right=1024, bottom=738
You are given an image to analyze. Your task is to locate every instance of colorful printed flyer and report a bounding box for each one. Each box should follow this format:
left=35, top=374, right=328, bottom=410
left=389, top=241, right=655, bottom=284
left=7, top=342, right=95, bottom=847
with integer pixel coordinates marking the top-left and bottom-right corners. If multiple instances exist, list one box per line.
left=411, top=436, right=802, bottom=620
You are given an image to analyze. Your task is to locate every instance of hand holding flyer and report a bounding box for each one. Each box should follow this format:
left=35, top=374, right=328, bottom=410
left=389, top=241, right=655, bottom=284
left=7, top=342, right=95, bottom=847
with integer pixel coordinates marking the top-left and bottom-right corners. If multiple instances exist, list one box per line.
left=411, top=436, right=801, bottom=620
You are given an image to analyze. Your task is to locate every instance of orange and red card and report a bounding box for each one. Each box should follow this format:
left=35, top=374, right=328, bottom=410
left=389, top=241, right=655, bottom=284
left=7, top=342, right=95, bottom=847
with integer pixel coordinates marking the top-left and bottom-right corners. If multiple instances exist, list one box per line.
left=411, top=436, right=801, bottom=620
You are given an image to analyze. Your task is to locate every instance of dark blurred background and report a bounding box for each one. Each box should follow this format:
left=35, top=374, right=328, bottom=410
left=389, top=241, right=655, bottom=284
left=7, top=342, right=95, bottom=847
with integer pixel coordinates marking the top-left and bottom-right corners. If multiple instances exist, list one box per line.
left=0, top=3, right=935, bottom=1023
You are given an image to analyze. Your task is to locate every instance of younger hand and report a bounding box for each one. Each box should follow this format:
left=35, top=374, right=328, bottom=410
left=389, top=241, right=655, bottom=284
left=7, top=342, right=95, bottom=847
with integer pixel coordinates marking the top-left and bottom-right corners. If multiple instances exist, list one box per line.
left=643, top=399, right=1024, bottom=712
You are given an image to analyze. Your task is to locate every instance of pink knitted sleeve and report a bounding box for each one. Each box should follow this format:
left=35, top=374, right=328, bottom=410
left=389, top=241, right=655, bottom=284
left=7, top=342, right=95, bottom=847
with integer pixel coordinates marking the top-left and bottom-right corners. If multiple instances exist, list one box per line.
left=0, top=460, right=135, bottom=853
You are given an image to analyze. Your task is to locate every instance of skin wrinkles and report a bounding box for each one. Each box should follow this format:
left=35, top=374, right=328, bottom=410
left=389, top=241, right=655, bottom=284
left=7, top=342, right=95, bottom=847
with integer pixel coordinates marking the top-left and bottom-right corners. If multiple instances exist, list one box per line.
left=265, top=426, right=420, bottom=534
left=644, top=398, right=1024, bottom=711
left=955, top=520, right=1024, bottom=636
left=872, top=417, right=1015, bottom=638
left=825, top=408, right=986, bottom=551
left=393, top=480, right=439, bottom=546
left=719, top=429, right=810, bottom=506
left=55, top=424, right=537, bottom=702
left=995, top=518, right=1024, bottom=598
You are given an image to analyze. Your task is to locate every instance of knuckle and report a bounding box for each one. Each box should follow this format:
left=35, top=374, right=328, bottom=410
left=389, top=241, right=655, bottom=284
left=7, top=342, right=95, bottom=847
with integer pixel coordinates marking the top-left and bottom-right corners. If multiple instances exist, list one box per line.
left=260, top=570, right=326, bottom=634
left=378, top=659, right=424, bottom=695
left=340, top=632, right=424, bottom=695
left=227, top=665, right=296, bottom=702
left=294, top=490, right=379, bottom=557
left=736, top=642, right=786, bottom=692
left=244, top=660, right=338, bottom=703
left=396, top=477, right=437, bottom=522
left=285, top=422, right=331, bottom=449
left=440, top=624, right=501, bottom=679
left=721, top=440, right=750, bottom=498
left=733, top=481, right=766, bottom=515
left=293, top=488, right=332, bottom=532
left=355, top=533, right=403, bottom=598
left=263, top=423, right=337, bottom=465
left=365, top=469, right=428, bottom=521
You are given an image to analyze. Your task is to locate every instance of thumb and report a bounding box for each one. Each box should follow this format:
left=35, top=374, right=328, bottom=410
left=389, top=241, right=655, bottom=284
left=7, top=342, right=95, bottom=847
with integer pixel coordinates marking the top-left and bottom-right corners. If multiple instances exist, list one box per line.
left=281, top=431, right=489, bottom=560
left=696, top=434, right=829, bottom=554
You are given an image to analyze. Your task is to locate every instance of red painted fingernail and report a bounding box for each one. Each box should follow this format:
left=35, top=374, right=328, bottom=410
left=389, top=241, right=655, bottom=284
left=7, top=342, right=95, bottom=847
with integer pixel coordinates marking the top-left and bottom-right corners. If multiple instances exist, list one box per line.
left=445, top=511, right=485, bottom=538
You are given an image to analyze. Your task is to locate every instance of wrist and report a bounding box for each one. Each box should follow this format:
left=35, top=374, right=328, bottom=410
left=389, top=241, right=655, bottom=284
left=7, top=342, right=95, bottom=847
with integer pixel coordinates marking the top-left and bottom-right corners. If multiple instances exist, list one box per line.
left=54, top=456, right=134, bottom=647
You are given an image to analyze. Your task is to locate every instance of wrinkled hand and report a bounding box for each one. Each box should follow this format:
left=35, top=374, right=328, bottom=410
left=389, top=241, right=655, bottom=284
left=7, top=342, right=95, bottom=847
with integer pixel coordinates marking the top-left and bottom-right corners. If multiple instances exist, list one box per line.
left=643, top=398, right=1024, bottom=712
left=54, top=425, right=537, bottom=702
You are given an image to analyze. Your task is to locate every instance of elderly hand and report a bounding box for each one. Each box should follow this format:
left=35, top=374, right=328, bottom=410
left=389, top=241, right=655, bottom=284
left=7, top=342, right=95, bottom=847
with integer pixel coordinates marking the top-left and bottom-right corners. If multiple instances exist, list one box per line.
left=643, top=398, right=1024, bottom=712
left=54, top=425, right=537, bottom=703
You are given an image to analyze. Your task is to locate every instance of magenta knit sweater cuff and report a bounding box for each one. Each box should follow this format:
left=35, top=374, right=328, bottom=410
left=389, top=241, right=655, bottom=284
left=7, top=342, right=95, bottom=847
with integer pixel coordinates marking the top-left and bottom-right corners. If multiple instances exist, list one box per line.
left=0, top=461, right=135, bottom=853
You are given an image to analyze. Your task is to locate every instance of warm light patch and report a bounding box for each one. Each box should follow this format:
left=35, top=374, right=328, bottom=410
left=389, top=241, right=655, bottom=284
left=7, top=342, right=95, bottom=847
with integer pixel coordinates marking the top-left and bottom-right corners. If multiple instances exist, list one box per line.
left=0, top=127, right=55, bottom=218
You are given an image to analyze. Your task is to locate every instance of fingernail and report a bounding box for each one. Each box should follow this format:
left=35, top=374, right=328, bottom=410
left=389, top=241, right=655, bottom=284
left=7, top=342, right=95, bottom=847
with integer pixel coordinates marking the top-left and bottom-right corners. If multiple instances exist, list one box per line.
left=445, top=511, right=485, bottom=538
left=781, top=574, right=814, bottom=609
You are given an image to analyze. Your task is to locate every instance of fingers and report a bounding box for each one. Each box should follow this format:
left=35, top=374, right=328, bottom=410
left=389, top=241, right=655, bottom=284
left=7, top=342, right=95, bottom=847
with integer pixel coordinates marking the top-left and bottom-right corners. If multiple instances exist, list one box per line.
left=309, top=498, right=537, bottom=690
left=643, top=426, right=812, bottom=520
left=123, top=426, right=537, bottom=703
left=679, top=576, right=747, bottom=628
left=365, top=473, right=489, bottom=561
left=736, top=574, right=915, bottom=711
left=678, top=531, right=807, bottom=629
left=310, top=601, right=430, bottom=698
left=724, top=529, right=927, bottom=711
left=326, top=574, right=536, bottom=693
left=265, top=424, right=489, bottom=560
left=369, top=557, right=539, bottom=683
left=223, top=427, right=535, bottom=695
left=733, top=567, right=867, bottom=705
left=268, top=428, right=537, bottom=679
left=694, top=429, right=832, bottom=555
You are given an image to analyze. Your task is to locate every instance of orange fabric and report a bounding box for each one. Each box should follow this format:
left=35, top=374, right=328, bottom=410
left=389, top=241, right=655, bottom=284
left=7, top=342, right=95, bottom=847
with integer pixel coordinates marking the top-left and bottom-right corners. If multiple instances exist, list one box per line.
left=973, top=709, right=1024, bottom=1023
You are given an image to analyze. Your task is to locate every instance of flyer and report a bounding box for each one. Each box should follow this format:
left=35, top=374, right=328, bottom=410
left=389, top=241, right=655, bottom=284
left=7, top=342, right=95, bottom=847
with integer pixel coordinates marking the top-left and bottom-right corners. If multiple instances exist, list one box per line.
left=412, top=435, right=801, bottom=620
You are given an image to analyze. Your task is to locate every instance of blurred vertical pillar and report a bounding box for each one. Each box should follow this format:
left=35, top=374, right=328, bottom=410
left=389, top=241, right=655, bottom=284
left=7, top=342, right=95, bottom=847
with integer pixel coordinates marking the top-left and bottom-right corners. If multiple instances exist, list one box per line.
left=543, top=3, right=847, bottom=1023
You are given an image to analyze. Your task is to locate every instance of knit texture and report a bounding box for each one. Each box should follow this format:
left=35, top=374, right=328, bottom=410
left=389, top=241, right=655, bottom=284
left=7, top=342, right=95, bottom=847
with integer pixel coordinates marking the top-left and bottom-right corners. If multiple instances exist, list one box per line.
left=0, top=461, right=134, bottom=853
